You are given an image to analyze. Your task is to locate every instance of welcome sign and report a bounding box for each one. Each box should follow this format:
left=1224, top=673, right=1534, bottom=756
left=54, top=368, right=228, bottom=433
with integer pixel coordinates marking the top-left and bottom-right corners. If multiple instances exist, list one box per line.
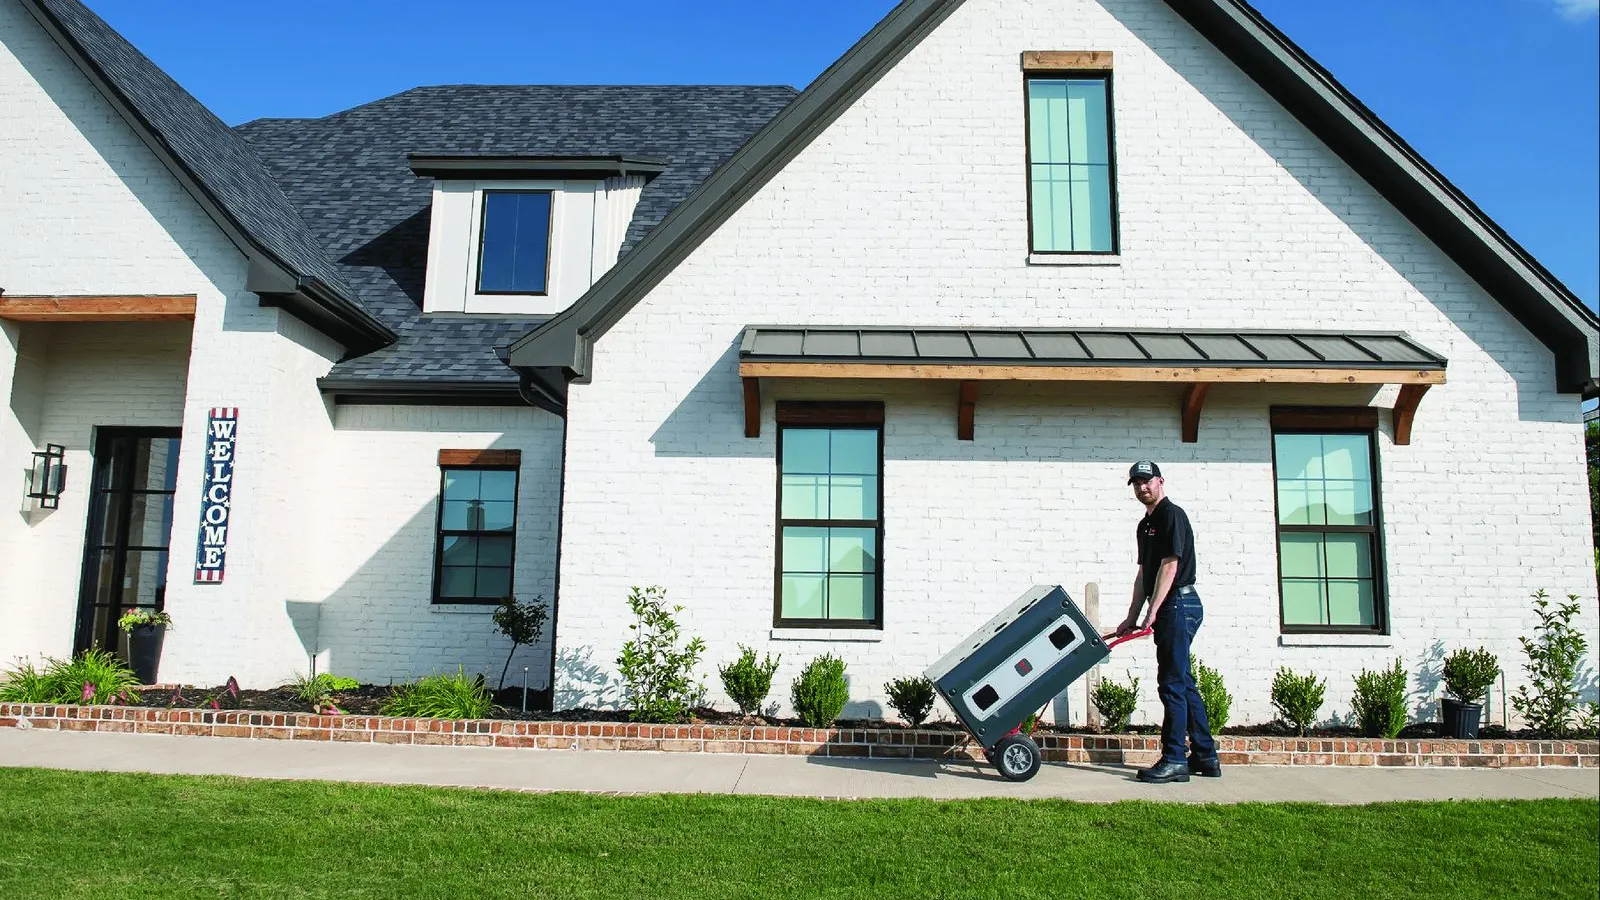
left=194, top=408, right=239, bottom=584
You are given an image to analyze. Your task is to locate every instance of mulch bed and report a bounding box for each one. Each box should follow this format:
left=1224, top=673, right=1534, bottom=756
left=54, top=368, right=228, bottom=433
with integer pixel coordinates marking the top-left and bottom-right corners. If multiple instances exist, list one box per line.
left=115, top=683, right=1553, bottom=740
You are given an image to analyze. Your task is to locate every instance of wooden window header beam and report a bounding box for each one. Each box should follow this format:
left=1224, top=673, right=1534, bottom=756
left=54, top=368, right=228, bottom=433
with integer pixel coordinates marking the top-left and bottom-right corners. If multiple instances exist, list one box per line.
left=775, top=400, right=885, bottom=427
left=438, top=449, right=521, bottom=467
left=1022, top=51, right=1113, bottom=71
left=0, top=294, right=197, bottom=322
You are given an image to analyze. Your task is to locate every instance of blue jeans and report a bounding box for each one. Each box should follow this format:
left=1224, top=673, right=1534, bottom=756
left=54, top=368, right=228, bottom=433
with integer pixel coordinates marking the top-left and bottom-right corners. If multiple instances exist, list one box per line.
left=1153, top=589, right=1217, bottom=765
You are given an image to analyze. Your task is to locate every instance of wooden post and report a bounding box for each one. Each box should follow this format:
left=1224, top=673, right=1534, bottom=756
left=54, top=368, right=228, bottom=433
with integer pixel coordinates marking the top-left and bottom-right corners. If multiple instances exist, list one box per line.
left=1084, top=581, right=1101, bottom=730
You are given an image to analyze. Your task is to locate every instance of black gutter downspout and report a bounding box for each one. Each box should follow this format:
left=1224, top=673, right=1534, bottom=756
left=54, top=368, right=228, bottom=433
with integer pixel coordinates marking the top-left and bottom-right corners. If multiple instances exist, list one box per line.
left=496, top=347, right=571, bottom=712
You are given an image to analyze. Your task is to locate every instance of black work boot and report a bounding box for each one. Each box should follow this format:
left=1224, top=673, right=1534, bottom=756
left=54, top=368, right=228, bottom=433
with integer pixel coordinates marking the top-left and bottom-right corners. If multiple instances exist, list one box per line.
left=1136, top=759, right=1191, bottom=783
left=1188, top=754, right=1222, bottom=778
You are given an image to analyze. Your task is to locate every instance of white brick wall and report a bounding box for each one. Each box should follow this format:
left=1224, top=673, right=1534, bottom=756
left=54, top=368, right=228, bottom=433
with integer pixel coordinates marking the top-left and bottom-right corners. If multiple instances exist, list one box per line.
left=0, top=322, right=191, bottom=663
left=293, top=404, right=564, bottom=690
left=1, top=0, right=243, bottom=669
left=0, top=1, right=569, bottom=692
left=553, top=0, right=1599, bottom=727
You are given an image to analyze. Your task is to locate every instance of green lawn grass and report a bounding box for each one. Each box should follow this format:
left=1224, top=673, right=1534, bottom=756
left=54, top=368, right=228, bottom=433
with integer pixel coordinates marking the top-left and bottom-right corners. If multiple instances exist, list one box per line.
left=0, top=768, right=1594, bottom=899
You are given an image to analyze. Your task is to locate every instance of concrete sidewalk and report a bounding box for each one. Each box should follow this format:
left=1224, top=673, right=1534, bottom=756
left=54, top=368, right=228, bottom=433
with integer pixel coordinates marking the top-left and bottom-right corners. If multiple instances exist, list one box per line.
left=2, top=729, right=1596, bottom=803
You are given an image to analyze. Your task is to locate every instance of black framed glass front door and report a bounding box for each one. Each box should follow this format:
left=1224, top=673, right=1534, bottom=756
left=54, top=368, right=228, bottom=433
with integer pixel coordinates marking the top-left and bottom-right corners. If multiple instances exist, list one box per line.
left=74, top=428, right=182, bottom=656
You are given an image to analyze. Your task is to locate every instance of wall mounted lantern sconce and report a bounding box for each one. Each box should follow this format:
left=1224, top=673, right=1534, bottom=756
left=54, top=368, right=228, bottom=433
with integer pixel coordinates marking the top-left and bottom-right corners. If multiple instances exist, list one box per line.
left=28, top=443, right=67, bottom=509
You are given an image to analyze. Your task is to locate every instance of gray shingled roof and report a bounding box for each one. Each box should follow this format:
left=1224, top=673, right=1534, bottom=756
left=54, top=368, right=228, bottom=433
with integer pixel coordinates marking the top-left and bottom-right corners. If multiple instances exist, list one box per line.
left=507, top=0, right=1597, bottom=400
left=25, top=0, right=389, bottom=347
left=739, top=326, right=1447, bottom=369
left=236, top=85, right=797, bottom=384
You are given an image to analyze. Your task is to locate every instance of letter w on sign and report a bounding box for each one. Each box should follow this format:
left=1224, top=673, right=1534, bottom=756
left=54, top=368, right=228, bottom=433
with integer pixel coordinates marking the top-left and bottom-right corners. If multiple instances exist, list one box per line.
left=194, top=408, right=239, bottom=584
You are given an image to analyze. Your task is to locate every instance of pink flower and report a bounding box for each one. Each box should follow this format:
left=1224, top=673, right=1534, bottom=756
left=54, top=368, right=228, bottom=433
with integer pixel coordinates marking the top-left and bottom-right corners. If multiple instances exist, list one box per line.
left=81, top=682, right=96, bottom=703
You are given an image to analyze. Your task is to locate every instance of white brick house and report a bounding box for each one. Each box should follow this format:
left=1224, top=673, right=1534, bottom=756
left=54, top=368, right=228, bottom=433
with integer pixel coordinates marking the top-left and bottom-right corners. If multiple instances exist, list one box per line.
left=1, top=0, right=1595, bottom=728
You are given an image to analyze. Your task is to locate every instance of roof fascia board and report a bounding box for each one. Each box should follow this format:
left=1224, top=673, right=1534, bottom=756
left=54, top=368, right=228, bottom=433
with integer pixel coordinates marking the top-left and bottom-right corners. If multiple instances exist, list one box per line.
left=504, top=0, right=968, bottom=375
left=1165, top=0, right=1597, bottom=393
left=20, top=0, right=397, bottom=354
left=408, top=154, right=670, bottom=180
left=316, top=377, right=539, bottom=409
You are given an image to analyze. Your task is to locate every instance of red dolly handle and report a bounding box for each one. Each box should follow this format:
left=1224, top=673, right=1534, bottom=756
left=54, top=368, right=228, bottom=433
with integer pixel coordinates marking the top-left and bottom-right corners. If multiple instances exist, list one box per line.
left=1101, top=626, right=1153, bottom=649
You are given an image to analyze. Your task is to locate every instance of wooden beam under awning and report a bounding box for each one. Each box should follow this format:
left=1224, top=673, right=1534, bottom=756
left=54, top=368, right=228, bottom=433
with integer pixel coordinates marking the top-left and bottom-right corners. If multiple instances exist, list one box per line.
left=737, top=361, right=1444, bottom=444
left=0, top=294, right=198, bottom=322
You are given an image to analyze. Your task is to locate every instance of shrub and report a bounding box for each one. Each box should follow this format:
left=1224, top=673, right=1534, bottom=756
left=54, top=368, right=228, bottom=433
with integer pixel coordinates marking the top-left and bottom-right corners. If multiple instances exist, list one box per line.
left=1441, top=647, right=1500, bottom=703
left=791, top=655, right=849, bottom=727
left=718, top=645, right=780, bottom=716
left=0, top=650, right=141, bottom=705
left=1351, top=658, right=1408, bottom=738
left=290, top=672, right=361, bottom=707
left=616, top=586, right=706, bottom=724
left=1271, top=667, right=1326, bottom=736
left=492, top=595, right=550, bottom=691
left=1091, top=672, right=1139, bottom=733
left=1578, top=702, right=1599, bottom=739
left=1512, top=589, right=1589, bottom=737
left=884, top=676, right=936, bottom=727
left=1191, top=657, right=1232, bottom=732
left=381, top=668, right=493, bottom=719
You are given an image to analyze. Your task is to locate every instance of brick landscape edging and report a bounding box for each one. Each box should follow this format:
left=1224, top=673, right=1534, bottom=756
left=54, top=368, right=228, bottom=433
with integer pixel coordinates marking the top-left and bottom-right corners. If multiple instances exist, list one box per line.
left=3, top=704, right=1594, bottom=767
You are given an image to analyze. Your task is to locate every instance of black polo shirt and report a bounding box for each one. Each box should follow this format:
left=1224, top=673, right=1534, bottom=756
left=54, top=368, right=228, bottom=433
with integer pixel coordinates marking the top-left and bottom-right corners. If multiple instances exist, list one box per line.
left=1137, top=497, right=1196, bottom=602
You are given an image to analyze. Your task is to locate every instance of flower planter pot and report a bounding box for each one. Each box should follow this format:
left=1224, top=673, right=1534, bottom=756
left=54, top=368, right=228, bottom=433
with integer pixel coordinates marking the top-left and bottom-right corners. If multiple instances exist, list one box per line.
left=127, top=623, right=166, bottom=686
left=1440, top=697, right=1482, bottom=739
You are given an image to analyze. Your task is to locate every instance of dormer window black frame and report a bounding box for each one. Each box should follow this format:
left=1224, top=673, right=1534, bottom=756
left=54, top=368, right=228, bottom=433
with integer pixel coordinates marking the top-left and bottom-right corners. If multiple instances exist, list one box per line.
left=474, top=190, right=554, bottom=296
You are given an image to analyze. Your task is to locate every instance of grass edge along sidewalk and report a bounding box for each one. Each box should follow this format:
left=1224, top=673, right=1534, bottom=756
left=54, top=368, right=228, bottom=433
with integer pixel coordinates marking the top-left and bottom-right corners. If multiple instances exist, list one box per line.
left=0, top=769, right=1595, bottom=900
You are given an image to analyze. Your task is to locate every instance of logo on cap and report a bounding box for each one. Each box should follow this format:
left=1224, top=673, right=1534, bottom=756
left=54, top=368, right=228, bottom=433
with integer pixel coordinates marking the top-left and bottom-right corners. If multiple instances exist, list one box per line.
left=1128, top=460, right=1161, bottom=484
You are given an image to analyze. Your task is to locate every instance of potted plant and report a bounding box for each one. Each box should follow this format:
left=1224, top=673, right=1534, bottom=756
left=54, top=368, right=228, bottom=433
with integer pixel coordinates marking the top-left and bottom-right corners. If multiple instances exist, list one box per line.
left=1440, top=646, right=1499, bottom=739
left=118, top=608, right=173, bottom=686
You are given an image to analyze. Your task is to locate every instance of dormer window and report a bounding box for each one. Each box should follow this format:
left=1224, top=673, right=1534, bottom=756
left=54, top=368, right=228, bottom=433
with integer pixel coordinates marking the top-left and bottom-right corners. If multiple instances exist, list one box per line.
left=477, top=191, right=552, bottom=295
left=411, top=154, right=666, bottom=316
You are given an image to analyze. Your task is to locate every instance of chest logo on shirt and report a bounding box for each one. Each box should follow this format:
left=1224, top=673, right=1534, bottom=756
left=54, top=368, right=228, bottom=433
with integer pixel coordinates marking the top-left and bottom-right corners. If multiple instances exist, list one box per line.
left=1142, top=524, right=1158, bottom=538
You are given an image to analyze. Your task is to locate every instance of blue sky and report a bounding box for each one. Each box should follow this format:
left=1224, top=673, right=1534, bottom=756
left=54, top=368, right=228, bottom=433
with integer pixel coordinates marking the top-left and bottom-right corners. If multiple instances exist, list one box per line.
left=87, top=0, right=1599, bottom=311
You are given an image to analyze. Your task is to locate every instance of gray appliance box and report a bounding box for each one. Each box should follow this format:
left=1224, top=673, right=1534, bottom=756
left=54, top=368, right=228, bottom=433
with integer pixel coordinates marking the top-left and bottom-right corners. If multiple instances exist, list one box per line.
left=924, top=584, right=1109, bottom=749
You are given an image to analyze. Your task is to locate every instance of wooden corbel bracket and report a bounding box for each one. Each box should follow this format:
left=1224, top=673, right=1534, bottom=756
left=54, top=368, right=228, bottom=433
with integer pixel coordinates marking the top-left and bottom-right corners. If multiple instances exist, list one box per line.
left=1180, top=383, right=1210, bottom=443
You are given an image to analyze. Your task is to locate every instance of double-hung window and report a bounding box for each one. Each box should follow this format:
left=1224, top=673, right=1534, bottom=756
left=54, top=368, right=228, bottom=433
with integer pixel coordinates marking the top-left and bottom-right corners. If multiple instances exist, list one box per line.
left=775, top=403, right=883, bottom=628
left=1271, top=410, right=1386, bottom=632
left=434, top=451, right=520, bottom=604
left=1025, top=71, right=1117, bottom=253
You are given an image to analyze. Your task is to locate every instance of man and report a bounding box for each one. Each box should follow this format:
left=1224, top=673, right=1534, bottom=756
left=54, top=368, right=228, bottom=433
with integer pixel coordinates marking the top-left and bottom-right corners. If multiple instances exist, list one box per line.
left=1115, top=460, right=1220, bottom=784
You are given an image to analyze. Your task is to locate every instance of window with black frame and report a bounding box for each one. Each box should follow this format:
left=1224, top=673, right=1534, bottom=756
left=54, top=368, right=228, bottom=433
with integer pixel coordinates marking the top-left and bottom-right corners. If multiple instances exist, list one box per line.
left=476, top=190, right=553, bottom=294
left=434, top=465, right=518, bottom=603
left=1271, top=420, right=1385, bottom=632
left=1025, top=73, right=1117, bottom=254
left=775, top=404, right=883, bottom=627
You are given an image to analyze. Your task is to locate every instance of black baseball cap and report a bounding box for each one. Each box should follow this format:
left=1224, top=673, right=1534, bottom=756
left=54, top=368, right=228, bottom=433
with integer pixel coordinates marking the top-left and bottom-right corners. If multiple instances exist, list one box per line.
left=1127, top=460, right=1161, bottom=484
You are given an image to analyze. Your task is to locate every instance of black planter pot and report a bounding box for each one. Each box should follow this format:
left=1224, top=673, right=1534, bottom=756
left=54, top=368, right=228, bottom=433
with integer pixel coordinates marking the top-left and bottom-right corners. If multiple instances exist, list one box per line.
left=127, top=624, right=166, bottom=686
left=1440, top=697, right=1482, bottom=739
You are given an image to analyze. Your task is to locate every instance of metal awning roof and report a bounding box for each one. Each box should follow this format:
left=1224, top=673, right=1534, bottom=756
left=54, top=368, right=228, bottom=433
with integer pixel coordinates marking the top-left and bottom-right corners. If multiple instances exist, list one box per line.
left=738, top=326, right=1446, bottom=370
left=736, top=326, right=1446, bottom=445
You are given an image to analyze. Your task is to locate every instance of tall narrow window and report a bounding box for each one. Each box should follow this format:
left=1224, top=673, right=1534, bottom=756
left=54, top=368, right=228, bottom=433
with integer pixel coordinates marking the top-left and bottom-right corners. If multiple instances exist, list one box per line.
left=1026, top=75, right=1116, bottom=253
left=476, top=190, right=552, bottom=294
left=776, top=403, right=883, bottom=627
left=434, top=453, right=519, bottom=604
left=1272, top=417, right=1385, bottom=632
